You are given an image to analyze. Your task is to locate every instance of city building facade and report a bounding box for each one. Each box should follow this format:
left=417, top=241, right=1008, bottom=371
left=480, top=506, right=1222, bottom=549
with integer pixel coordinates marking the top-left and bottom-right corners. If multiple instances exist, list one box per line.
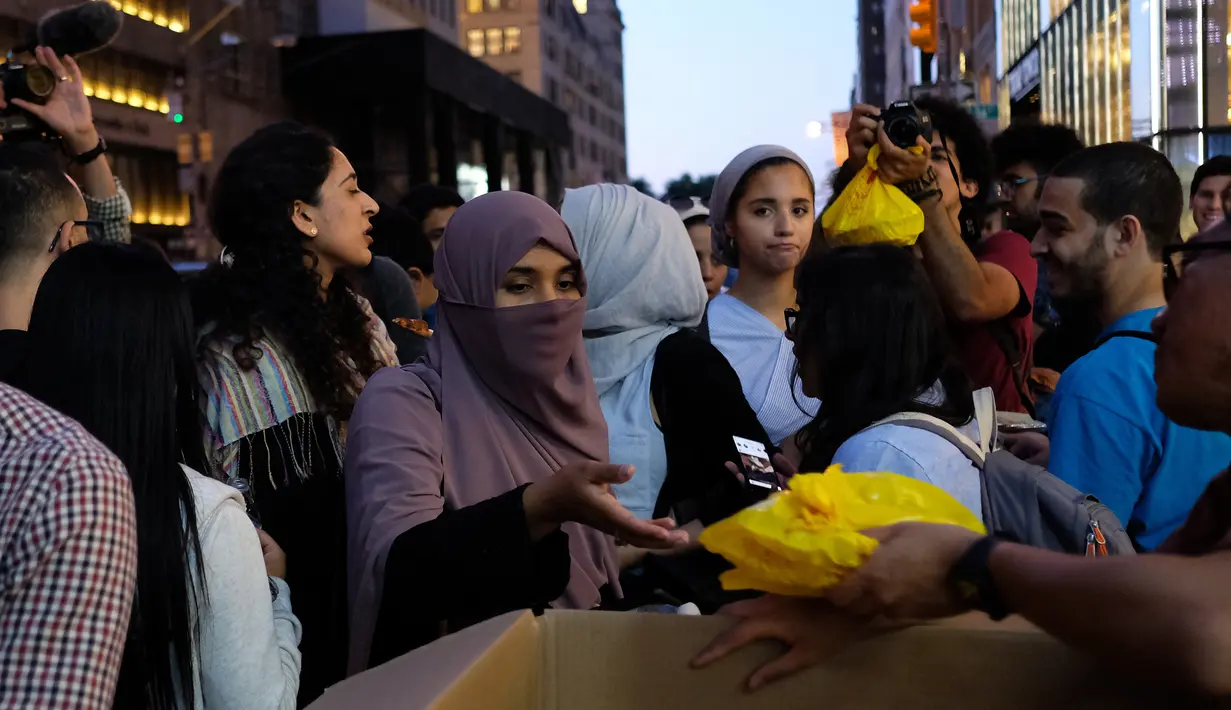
left=856, top=0, right=888, bottom=106
left=1000, top=0, right=1231, bottom=192
left=1, top=0, right=567, bottom=260
left=458, top=0, right=626, bottom=186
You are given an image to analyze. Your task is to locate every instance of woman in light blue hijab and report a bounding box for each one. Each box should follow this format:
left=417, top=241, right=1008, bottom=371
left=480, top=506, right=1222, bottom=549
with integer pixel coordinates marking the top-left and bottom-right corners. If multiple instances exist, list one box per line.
left=563, top=184, right=775, bottom=525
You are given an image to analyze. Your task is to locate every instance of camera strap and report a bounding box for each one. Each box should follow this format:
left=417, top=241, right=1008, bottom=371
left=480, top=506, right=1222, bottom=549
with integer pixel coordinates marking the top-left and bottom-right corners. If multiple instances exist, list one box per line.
left=934, top=126, right=980, bottom=246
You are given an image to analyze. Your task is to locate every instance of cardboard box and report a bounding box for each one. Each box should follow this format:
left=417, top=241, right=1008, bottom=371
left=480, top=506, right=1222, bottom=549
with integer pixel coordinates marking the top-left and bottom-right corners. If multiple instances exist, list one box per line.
left=309, top=609, right=1214, bottom=709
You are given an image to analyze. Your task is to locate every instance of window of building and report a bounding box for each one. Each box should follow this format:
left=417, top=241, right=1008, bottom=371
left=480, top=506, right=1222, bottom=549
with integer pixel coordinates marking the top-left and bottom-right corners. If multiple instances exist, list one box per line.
left=546, top=0, right=556, bottom=18
left=505, top=26, right=521, bottom=53
left=589, top=141, right=598, bottom=161
left=588, top=104, right=596, bottom=126
left=448, top=0, right=456, bottom=25
left=467, top=28, right=485, bottom=56
left=467, top=0, right=483, bottom=12
left=563, top=89, right=576, bottom=111
left=486, top=27, right=504, bottom=54
left=548, top=76, right=560, bottom=102
left=489, top=0, right=501, bottom=9
left=545, top=34, right=558, bottom=61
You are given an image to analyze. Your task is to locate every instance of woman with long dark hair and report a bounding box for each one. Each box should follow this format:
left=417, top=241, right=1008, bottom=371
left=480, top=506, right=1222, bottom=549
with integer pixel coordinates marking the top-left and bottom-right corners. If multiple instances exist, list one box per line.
left=193, top=121, right=398, bottom=703
left=14, top=243, right=301, bottom=709
left=791, top=244, right=983, bottom=515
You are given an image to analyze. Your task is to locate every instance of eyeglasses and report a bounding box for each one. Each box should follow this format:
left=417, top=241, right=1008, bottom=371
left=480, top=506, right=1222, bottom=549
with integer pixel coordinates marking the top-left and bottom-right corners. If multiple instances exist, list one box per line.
left=1163, top=240, right=1231, bottom=300
left=784, top=308, right=799, bottom=340
left=49, top=219, right=104, bottom=253
left=998, top=173, right=1047, bottom=196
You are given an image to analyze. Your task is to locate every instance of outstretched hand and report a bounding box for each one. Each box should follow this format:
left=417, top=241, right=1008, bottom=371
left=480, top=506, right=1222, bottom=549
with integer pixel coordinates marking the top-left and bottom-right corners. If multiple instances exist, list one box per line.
left=691, top=595, right=879, bottom=692
left=525, top=462, right=690, bottom=550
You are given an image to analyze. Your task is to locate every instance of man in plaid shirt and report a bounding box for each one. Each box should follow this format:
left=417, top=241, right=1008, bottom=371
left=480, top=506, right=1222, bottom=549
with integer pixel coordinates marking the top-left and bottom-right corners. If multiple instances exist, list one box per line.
left=0, top=382, right=137, bottom=709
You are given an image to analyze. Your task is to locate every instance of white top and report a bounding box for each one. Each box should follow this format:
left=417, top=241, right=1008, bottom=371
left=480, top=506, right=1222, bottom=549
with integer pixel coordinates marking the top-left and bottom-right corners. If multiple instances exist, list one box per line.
left=186, top=467, right=302, bottom=710
left=707, top=294, right=820, bottom=445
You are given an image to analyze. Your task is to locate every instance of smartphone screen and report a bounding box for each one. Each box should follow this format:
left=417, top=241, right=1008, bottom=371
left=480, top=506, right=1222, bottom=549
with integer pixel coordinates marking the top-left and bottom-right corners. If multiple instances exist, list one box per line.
left=733, top=436, right=781, bottom=491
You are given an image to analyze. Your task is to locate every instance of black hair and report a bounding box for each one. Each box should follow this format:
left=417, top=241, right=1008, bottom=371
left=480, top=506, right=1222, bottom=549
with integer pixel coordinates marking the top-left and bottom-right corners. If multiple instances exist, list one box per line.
left=193, top=121, right=382, bottom=420
left=990, top=123, right=1085, bottom=176
left=1190, top=155, right=1231, bottom=199
left=914, top=96, right=994, bottom=199
left=0, top=144, right=80, bottom=273
left=1049, top=142, right=1182, bottom=259
left=398, top=184, right=465, bottom=224
left=792, top=244, right=974, bottom=470
left=14, top=242, right=207, bottom=710
left=369, top=202, right=434, bottom=276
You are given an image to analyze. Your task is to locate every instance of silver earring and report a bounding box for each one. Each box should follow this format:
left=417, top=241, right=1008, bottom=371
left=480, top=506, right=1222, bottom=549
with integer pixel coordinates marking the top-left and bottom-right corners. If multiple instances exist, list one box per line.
left=310, top=227, right=318, bottom=236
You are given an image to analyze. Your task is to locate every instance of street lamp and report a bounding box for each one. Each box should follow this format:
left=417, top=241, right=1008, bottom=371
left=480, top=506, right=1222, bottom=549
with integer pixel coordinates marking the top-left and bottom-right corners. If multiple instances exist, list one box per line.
left=805, top=120, right=824, bottom=139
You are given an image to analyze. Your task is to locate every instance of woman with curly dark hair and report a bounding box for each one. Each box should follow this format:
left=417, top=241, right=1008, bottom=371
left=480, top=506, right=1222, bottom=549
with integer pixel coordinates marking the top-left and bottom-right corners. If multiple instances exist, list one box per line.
left=193, top=121, right=397, bottom=705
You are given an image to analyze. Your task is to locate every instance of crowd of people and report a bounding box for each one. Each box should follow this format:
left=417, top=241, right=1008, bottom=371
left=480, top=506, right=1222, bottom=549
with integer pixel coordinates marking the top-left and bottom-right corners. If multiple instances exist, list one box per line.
left=7, top=42, right=1231, bottom=710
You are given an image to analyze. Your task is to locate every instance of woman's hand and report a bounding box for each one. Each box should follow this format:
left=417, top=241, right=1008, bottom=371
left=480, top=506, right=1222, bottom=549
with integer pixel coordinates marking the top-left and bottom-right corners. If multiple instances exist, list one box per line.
left=256, top=529, right=287, bottom=580
left=724, top=452, right=796, bottom=491
left=524, top=462, right=690, bottom=549
left=691, top=595, right=881, bottom=691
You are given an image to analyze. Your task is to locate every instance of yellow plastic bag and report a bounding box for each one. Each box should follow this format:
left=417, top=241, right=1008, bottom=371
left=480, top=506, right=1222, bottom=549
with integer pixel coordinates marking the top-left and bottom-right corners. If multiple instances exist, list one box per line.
left=820, top=145, right=925, bottom=248
left=699, top=465, right=986, bottom=597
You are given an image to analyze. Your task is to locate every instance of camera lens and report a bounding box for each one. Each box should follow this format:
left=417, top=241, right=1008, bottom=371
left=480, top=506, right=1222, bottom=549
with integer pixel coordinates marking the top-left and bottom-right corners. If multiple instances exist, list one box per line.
left=884, top=116, right=920, bottom=149
left=26, top=66, right=56, bottom=100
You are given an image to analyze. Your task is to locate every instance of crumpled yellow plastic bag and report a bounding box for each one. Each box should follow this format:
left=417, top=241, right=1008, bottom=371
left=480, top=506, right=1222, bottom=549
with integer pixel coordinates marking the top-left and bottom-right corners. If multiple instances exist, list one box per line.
left=699, top=465, right=986, bottom=597
left=821, top=144, right=925, bottom=248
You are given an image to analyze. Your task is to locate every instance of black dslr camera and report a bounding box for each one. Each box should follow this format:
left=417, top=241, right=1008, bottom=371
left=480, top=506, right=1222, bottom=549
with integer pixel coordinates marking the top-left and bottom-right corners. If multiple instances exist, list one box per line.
left=879, top=101, right=934, bottom=150
left=0, top=59, right=57, bottom=136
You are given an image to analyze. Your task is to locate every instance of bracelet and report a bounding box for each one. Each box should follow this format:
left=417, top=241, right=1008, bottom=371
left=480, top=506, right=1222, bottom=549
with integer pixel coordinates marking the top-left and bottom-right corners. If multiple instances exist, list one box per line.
left=897, top=165, right=939, bottom=201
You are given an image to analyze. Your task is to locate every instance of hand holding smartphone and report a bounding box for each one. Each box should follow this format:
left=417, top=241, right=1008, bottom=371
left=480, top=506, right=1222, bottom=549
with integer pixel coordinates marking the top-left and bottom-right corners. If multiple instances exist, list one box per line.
left=732, top=436, right=783, bottom=494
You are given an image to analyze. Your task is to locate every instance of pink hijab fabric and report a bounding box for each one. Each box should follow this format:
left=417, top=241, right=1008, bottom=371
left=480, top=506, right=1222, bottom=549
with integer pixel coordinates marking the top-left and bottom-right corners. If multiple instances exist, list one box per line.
left=344, top=191, right=618, bottom=673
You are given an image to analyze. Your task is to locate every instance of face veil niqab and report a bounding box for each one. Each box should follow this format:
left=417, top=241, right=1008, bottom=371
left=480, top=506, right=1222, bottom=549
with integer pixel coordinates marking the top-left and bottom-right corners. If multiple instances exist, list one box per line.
left=345, top=191, right=618, bottom=673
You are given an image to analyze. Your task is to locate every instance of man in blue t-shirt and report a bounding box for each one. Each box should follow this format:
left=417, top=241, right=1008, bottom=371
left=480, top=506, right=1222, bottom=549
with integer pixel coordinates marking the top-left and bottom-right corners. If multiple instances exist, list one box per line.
left=1031, top=142, right=1231, bottom=550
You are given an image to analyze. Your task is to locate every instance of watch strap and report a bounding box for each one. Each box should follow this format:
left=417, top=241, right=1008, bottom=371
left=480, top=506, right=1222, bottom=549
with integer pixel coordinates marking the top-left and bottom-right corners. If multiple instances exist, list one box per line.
left=948, top=535, right=1011, bottom=621
left=69, top=136, right=107, bottom=165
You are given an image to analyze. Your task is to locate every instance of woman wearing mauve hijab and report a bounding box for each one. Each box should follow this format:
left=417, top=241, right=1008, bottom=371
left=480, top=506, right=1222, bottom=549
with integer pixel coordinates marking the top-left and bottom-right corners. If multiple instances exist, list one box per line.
left=344, top=191, right=687, bottom=672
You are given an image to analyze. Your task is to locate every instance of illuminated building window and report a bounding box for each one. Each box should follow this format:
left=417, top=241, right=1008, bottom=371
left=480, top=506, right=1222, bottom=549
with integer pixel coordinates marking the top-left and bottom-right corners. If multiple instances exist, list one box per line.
left=505, top=27, right=521, bottom=54
left=97, top=0, right=189, bottom=33
left=486, top=27, right=503, bottom=55
left=467, top=29, right=485, bottom=56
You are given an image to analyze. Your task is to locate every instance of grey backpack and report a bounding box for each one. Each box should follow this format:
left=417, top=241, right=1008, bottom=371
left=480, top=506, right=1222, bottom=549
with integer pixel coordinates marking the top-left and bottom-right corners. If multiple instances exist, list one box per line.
left=870, top=389, right=1136, bottom=557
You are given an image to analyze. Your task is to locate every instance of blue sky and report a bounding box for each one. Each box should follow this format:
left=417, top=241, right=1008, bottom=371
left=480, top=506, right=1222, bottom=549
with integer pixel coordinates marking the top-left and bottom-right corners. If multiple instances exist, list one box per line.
left=620, top=0, right=859, bottom=195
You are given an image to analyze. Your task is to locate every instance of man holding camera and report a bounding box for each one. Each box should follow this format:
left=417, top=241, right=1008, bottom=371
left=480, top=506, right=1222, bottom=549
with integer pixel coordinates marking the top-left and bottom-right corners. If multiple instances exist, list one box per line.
left=843, top=99, right=1038, bottom=415
left=0, top=46, right=131, bottom=381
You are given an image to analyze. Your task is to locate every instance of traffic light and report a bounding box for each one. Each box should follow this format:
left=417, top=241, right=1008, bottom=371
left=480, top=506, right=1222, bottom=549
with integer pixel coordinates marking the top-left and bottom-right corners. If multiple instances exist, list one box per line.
left=909, top=0, right=938, bottom=54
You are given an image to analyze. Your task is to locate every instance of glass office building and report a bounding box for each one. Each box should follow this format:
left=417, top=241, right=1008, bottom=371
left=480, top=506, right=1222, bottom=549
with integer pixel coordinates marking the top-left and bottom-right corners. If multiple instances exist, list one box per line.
left=1001, top=0, right=1231, bottom=189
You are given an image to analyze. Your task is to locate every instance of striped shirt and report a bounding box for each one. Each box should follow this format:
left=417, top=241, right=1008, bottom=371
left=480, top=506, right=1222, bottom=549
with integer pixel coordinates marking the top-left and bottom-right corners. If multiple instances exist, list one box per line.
left=0, top=384, right=138, bottom=710
left=707, top=294, right=819, bottom=445
left=197, top=294, right=399, bottom=485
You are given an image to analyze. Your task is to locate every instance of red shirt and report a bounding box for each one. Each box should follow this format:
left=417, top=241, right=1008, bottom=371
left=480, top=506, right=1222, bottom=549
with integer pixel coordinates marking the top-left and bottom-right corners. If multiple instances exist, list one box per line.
left=953, top=230, right=1038, bottom=414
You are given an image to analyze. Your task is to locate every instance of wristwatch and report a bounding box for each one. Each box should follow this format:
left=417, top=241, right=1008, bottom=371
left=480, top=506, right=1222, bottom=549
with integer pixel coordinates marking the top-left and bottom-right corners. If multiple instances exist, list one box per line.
left=68, top=135, right=108, bottom=166
left=947, top=535, right=1011, bottom=620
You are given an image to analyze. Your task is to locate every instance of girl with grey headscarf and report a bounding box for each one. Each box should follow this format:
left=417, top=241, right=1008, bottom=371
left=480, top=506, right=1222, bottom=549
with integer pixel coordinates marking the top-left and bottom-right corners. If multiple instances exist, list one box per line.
left=563, top=184, right=776, bottom=528
left=706, top=146, right=822, bottom=448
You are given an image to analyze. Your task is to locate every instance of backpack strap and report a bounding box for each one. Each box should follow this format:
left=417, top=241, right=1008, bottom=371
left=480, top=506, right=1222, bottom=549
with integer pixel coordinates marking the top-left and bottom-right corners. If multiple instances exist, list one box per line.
left=1094, top=330, right=1157, bottom=349
left=861, top=387, right=998, bottom=469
